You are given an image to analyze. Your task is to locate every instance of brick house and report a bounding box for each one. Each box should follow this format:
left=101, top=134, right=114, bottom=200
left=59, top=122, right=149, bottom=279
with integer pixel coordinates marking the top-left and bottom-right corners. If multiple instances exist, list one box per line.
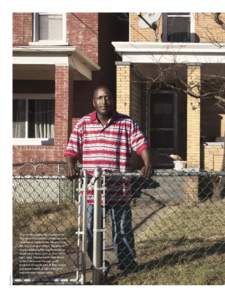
left=13, top=13, right=128, bottom=168
left=13, top=13, right=225, bottom=171
left=113, top=13, right=225, bottom=170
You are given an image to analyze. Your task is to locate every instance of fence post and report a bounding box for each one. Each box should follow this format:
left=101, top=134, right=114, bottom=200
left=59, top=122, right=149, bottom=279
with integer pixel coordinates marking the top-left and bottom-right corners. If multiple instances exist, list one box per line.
left=76, top=176, right=82, bottom=283
left=81, top=170, right=88, bottom=283
left=76, top=171, right=88, bottom=284
left=92, top=167, right=103, bottom=284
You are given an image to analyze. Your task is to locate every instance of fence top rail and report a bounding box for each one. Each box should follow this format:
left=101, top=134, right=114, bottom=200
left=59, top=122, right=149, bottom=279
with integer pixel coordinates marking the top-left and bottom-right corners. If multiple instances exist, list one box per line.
left=13, top=175, right=69, bottom=179
left=152, top=169, right=225, bottom=176
left=102, top=170, right=225, bottom=177
left=13, top=169, right=225, bottom=179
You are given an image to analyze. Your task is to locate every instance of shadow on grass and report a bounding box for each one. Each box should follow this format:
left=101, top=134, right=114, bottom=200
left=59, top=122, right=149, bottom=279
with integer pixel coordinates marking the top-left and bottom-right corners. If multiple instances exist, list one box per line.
left=138, top=239, right=225, bottom=271
left=132, top=203, right=165, bottom=233
left=107, top=239, right=225, bottom=284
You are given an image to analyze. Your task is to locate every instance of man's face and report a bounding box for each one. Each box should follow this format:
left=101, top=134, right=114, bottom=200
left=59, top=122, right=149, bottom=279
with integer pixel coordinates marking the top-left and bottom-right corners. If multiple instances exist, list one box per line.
left=93, top=88, right=113, bottom=117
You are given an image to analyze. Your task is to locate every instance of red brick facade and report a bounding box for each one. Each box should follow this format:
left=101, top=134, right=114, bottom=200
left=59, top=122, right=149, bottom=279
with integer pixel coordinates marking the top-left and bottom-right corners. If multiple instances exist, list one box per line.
left=54, top=66, right=73, bottom=147
left=13, top=66, right=73, bottom=163
left=67, top=13, right=99, bottom=64
left=13, top=13, right=128, bottom=166
left=13, top=13, right=33, bottom=46
left=13, top=13, right=99, bottom=165
left=13, top=13, right=99, bottom=64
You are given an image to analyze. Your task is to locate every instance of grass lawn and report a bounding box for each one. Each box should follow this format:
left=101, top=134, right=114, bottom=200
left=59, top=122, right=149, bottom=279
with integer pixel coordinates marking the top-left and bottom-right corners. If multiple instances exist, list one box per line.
left=13, top=199, right=225, bottom=285
left=13, top=202, right=78, bottom=283
left=108, top=201, right=225, bottom=285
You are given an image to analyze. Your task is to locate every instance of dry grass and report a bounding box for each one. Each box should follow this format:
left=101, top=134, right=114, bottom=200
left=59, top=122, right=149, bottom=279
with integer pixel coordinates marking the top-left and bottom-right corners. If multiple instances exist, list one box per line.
left=13, top=202, right=78, bottom=283
left=109, top=201, right=225, bottom=285
left=13, top=199, right=225, bottom=285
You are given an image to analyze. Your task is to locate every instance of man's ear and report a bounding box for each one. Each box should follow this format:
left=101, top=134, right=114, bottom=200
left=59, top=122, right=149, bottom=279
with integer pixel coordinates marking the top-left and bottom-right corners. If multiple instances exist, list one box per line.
left=92, top=99, right=96, bottom=109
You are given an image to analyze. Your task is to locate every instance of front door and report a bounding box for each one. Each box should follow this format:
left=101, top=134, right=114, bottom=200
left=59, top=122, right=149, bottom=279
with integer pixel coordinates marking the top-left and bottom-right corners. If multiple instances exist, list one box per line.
left=148, top=91, right=177, bottom=168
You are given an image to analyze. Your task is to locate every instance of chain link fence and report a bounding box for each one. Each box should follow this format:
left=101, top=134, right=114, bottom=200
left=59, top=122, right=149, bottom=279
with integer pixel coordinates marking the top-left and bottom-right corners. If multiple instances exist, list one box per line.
left=100, top=170, right=225, bottom=285
left=13, top=162, right=81, bottom=285
left=13, top=162, right=225, bottom=285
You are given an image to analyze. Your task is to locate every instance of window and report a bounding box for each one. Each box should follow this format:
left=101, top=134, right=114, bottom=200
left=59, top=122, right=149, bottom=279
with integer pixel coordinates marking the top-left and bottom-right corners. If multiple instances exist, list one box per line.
left=163, top=13, right=195, bottom=42
left=13, top=94, right=54, bottom=145
left=32, top=13, right=67, bottom=44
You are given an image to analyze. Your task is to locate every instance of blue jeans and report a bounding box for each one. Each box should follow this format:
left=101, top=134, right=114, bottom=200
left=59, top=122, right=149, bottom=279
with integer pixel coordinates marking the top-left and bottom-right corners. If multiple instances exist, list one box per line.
left=87, top=204, right=136, bottom=268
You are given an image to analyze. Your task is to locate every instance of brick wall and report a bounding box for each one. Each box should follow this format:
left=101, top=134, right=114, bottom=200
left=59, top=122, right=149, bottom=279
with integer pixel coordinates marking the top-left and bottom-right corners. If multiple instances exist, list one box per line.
left=195, top=13, right=225, bottom=43
left=13, top=13, right=33, bottom=46
left=130, top=13, right=163, bottom=42
left=13, top=13, right=128, bottom=166
left=187, top=64, right=201, bottom=168
left=116, top=63, right=147, bottom=169
left=129, top=13, right=225, bottom=43
left=13, top=145, right=64, bottom=163
left=13, top=13, right=99, bottom=64
left=54, top=66, right=73, bottom=147
left=13, top=66, right=73, bottom=164
left=204, top=144, right=224, bottom=171
left=67, top=13, right=99, bottom=64
left=116, top=63, right=131, bottom=116
left=13, top=13, right=99, bottom=165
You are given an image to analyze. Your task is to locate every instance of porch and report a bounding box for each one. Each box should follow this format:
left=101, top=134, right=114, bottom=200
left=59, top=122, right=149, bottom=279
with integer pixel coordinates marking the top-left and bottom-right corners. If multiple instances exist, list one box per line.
left=13, top=45, right=100, bottom=163
left=112, top=42, right=225, bottom=170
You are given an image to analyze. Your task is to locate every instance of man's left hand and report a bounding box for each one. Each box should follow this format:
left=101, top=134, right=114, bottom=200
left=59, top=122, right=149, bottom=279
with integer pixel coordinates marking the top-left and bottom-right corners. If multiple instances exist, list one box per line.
left=140, top=165, right=153, bottom=178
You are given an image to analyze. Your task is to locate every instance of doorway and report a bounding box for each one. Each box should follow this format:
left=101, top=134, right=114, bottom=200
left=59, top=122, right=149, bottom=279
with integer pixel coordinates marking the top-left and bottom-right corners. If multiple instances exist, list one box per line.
left=148, top=91, right=178, bottom=168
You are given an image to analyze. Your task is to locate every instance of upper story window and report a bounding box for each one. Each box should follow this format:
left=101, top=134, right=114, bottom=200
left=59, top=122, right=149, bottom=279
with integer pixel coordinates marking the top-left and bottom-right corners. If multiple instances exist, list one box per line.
left=31, top=13, right=67, bottom=45
left=38, top=13, right=63, bottom=40
left=163, top=13, right=195, bottom=42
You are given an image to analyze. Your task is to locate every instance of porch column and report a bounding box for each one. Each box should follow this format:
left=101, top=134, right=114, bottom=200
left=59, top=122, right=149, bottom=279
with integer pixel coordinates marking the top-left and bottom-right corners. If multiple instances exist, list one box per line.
left=187, top=64, right=201, bottom=168
left=116, top=62, right=131, bottom=116
left=54, top=65, right=73, bottom=150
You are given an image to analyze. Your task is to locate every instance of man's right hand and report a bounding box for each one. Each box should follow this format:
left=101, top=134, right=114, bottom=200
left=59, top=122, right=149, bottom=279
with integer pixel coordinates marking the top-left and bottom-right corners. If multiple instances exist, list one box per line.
left=67, top=165, right=77, bottom=178
left=66, top=157, right=78, bottom=179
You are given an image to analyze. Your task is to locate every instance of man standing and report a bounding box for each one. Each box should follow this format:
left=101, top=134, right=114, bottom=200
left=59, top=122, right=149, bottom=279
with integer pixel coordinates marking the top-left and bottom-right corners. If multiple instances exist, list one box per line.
left=64, top=85, right=150, bottom=273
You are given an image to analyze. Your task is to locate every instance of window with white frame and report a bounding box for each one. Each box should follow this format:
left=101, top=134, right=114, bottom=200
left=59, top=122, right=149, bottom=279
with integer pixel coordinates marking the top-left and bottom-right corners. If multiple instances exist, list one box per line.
left=32, top=13, right=66, bottom=44
left=163, top=13, right=194, bottom=42
left=13, top=94, right=55, bottom=142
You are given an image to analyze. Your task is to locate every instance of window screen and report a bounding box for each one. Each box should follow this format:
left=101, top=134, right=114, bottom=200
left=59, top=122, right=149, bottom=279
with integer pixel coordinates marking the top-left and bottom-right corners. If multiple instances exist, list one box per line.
left=166, top=13, right=191, bottom=42
left=38, top=14, right=63, bottom=40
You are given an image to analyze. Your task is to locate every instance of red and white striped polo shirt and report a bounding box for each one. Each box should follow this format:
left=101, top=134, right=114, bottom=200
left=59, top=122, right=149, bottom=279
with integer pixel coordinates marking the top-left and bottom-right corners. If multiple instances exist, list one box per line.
left=64, top=111, right=148, bottom=173
left=64, top=111, right=148, bottom=204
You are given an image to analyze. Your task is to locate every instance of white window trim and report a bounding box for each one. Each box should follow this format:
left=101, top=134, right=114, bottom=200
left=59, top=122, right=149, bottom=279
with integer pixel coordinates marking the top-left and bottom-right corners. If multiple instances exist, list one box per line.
left=13, top=93, right=54, bottom=146
left=162, top=13, right=195, bottom=42
left=29, top=13, right=68, bottom=46
left=13, top=138, right=54, bottom=146
left=190, top=13, right=195, bottom=41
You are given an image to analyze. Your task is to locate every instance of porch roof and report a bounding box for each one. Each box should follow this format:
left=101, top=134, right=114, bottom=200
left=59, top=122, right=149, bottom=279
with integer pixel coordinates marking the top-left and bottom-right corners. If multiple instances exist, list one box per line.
left=112, top=42, right=225, bottom=64
left=13, top=46, right=100, bottom=80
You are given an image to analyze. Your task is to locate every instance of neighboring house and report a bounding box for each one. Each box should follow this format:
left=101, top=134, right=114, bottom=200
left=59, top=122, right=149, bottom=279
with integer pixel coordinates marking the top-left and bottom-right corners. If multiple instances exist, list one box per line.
left=13, top=13, right=128, bottom=169
left=112, top=13, right=225, bottom=170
